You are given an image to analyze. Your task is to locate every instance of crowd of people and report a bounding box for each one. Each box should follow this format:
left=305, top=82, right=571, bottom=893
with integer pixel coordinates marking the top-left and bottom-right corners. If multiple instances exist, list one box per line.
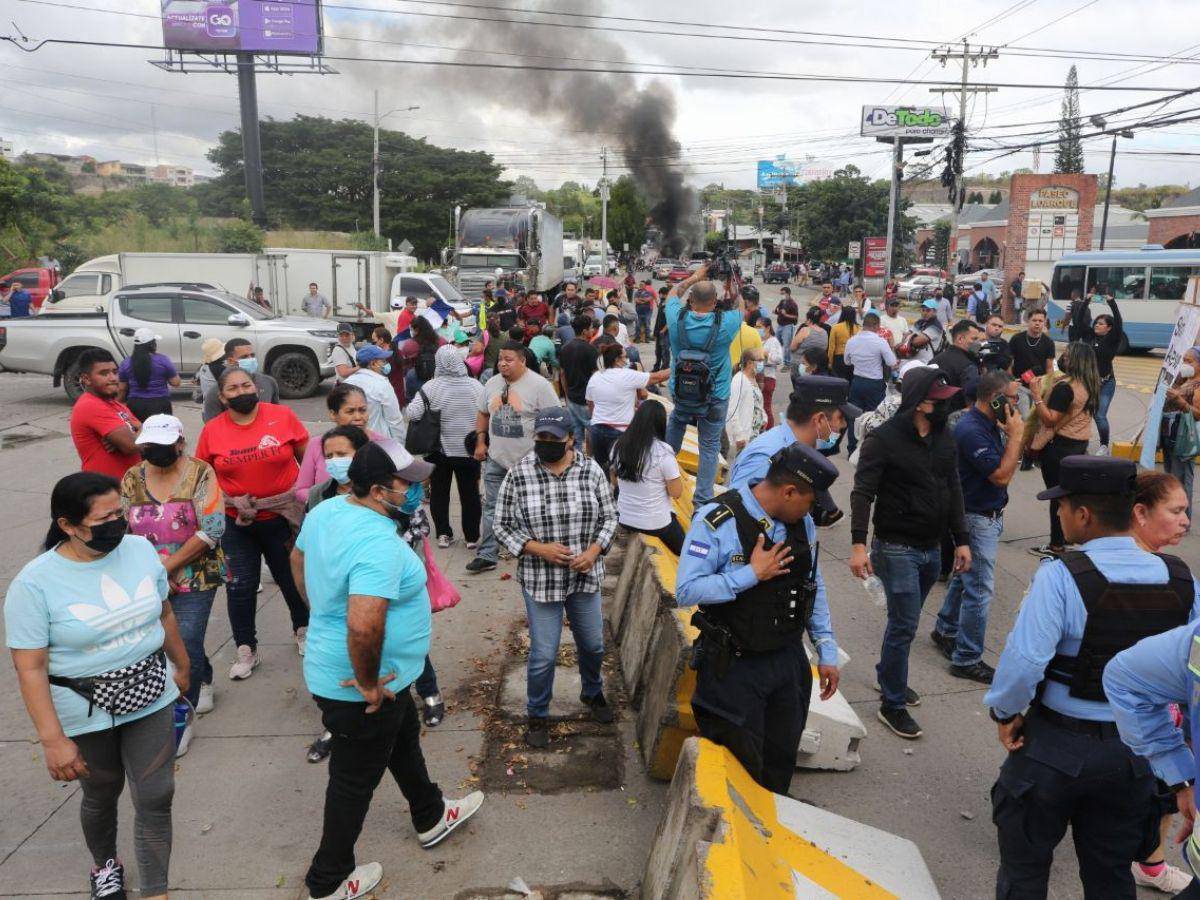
left=9, top=256, right=1200, bottom=900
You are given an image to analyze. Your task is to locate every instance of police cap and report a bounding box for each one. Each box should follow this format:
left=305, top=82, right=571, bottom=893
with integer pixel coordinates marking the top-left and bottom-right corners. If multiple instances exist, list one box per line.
left=768, top=442, right=840, bottom=493
left=1036, top=455, right=1136, bottom=501
left=790, top=374, right=862, bottom=420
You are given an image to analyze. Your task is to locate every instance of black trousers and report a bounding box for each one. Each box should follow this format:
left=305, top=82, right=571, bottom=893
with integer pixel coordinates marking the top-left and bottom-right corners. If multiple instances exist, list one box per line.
left=621, top=515, right=686, bottom=556
left=126, top=395, right=173, bottom=422
left=991, top=710, right=1159, bottom=899
left=1039, top=437, right=1089, bottom=548
left=691, top=641, right=812, bottom=795
left=305, top=692, right=444, bottom=897
left=428, top=452, right=481, bottom=543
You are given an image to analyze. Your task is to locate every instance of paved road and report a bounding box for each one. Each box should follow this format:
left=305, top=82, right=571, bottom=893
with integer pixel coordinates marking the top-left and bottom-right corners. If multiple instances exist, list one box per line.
left=0, top=283, right=1190, bottom=898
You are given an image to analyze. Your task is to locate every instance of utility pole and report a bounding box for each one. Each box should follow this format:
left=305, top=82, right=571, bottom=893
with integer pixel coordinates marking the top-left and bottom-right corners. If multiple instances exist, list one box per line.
left=884, top=139, right=903, bottom=282
left=235, top=52, right=268, bottom=227
left=931, top=40, right=998, bottom=275
left=599, top=146, right=610, bottom=268
left=373, top=89, right=421, bottom=238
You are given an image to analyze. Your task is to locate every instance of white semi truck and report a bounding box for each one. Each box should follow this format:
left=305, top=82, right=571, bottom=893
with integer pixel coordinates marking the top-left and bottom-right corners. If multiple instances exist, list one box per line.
left=450, top=206, right=564, bottom=299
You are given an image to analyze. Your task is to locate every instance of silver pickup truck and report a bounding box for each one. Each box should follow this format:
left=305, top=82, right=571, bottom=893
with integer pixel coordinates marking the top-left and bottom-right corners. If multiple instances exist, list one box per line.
left=0, top=284, right=339, bottom=400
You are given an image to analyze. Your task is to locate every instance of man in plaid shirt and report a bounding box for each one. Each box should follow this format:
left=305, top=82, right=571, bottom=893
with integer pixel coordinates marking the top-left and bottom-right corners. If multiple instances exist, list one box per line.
left=493, top=408, right=619, bottom=748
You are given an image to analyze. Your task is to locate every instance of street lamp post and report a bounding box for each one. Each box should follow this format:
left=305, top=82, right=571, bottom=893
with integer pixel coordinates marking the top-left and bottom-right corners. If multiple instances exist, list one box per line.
left=1090, top=115, right=1134, bottom=251
left=373, top=89, right=421, bottom=237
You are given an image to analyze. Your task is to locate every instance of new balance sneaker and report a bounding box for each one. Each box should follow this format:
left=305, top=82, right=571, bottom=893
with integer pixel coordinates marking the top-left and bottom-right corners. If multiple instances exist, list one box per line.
left=295, top=626, right=307, bottom=657
left=422, top=694, right=446, bottom=727
left=228, top=645, right=259, bottom=680
left=436, top=535, right=454, bottom=549
left=417, top=792, right=485, bottom=849
left=307, top=730, right=333, bottom=764
left=173, top=698, right=195, bottom=758
left=581, top=691, right=615, bottom=724
left=949, top=661, right=996, bottom=684
left=1028, top=544, right=1063, bottom=560
left=90, top=858, right=126, bottom=899
left=464, top=557, right=497, bottom=574
left=875, top=684, right=921, bottom=707
left=195, top=682, right=214, bottom=715
left=1131, top=860, right=1193, bottom=893
left=305, top=861, right=383, bottom=900
left=877, top=705, right=923, bottom=739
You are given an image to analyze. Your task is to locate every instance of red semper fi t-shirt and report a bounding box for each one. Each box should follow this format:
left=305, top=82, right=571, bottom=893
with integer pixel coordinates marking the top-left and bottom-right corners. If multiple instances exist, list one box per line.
left=69, top=392, right=141, bottom=480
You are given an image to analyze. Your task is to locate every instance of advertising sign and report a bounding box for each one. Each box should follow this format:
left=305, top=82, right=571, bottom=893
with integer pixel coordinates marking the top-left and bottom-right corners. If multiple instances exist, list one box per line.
left=161, top=0, right=323, bottom=54
left=757, top=156, right=798, bottom=191
left=861, top=105, right=952, bottom=138
left=1140, top=277, right=1200, bottom=469
left=863, top=237, right=888, bottom=278
left=847, top=241, right=862, bottom=260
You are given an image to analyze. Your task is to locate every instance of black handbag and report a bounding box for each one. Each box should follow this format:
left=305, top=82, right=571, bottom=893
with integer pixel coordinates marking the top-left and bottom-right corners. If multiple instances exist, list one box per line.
left=405, top=389, right=442, bottom=456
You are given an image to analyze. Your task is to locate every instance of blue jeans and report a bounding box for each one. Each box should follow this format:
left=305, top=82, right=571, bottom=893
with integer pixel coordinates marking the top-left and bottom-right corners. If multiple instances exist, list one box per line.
left=665, top=397, right=729, bottom=511
left=565, top=400, right=591, bottom=449
left=847, top=376, right=886, bottom=452
left=523, top=590, right=604, bottom=718
left=475, top=458, right=510, bottom=562
left=777, top=324, right=795, bottom=366
left=589, top=423, right=622, bottom=475
left=1095, top=375, right=1116, bottom=446
left=169, top=588, right=216, bottom=706
left=222, top=514, right=308, bottom=650
left=935, top=513, right=1003, bottom=666
left=1165, top=451, right=1195, bottom=525
left=635, top=307, right=653, bottom=342
left=872, top=540, right=941, bottom=709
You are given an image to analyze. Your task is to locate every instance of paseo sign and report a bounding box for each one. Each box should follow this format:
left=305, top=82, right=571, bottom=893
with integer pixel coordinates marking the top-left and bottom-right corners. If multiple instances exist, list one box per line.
left=1030, top=187, right=1080, bottom=210
left=860, top=105, right=953, bottom=138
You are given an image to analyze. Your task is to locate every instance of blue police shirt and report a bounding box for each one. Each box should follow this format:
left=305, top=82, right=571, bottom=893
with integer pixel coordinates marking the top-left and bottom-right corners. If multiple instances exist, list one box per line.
left=665, top=294, right=742, bottom=401
left=1104, top=621, right=1199, bottom=789
left=9, top=289, right=32, bottom=317
left=953, top=407, right=1007, bottom=513
left=985, top=536, right=1200, bottom=722
left=727, top=423, right=795, bottom=490
left=675, top=485, right=838, bottom=665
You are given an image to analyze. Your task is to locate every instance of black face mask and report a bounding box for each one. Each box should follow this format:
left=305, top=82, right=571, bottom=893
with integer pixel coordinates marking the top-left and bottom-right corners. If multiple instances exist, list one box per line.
left=142, top=444, right=180, bottom=468
left=227, top=393, right=259, bottom=415
left=83, top=518, right=126, bottom=554
left=926, top=400, right=951, bottom=428
left=534, top=439, right=568, bottom=464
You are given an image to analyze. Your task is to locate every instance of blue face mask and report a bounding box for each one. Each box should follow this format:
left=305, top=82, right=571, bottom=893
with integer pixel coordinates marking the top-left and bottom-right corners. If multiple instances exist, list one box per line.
left=325, top=456, right=352, bottom=484
left=400, top=481, right=423, bottom=514
left=816, top=433, right=840, bottom=452
left=381, top=362, right=392, bottom=376
left=237, top=356, right=259, bottom=376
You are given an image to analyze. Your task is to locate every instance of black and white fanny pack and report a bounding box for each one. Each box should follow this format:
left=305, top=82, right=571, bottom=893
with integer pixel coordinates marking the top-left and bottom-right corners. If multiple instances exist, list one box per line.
left=49, top=650, right=168, bottom=721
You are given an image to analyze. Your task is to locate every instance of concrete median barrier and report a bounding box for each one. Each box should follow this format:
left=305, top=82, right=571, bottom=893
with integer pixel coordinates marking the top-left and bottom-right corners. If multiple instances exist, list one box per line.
left=642, top=737, right=941, bottom=900
left=618, top=537, right=674, bottom=705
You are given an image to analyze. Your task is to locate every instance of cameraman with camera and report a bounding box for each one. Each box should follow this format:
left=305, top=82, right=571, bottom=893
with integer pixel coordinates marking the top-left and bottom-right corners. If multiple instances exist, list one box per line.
left=664, top=260, right=744, bottom=509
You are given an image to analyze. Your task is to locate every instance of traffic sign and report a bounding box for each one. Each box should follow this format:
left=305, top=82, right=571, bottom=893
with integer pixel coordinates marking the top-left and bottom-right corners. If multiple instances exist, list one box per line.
left=398, top=239, right=414, bottom=255
left=848, top=241, right=862, bottom=260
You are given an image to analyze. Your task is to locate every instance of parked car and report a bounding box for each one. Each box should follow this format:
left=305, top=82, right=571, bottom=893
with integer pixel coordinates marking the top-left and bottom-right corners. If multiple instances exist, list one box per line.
left=954, top=268, right=1003, bottom=288
left=666, top=264, right=691, bottom=284
left=0, top=284, right=338, bottom=401
left=653, top=259, right=676, bottom=280
left=583, top=255, right=605, bottom=277
left=2, top=266, right=60, bottom=310
left=897, top=274, right=941, bottom=300
left=762, top=262, right=791, bottom=284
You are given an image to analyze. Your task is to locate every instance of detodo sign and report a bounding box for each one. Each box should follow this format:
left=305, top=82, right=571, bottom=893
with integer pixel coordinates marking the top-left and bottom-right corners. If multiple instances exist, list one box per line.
left=864, top=107, right=945, bottom=129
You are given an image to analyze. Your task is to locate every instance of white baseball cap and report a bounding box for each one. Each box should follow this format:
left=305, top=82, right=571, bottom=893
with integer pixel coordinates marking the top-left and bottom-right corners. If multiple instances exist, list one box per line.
left=135, top=414, right=185, bottom=446
left=389, top=297, right=406, bottom=309
left=132, top=327, right=162, bottom=345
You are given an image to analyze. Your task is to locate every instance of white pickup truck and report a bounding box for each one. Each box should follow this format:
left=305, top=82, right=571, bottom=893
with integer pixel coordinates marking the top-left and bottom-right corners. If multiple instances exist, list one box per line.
left=0, top=284, right=339, bottom=400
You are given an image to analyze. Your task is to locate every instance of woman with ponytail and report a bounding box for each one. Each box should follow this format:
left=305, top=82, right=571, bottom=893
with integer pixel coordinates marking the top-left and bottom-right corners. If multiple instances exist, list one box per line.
left=118, top=328, right=181, bottom=421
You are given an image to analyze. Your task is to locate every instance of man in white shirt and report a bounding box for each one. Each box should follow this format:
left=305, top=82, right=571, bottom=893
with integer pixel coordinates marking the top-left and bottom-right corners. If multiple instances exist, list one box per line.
left=329, top=323, right=358, bottom=382
left=842, top=312, right=897, bottom=452
left=345, top=344, right=406, bottom=442
left=302, top=282, right=331, bottom=318
left=877, top=297, right=908, bottom=346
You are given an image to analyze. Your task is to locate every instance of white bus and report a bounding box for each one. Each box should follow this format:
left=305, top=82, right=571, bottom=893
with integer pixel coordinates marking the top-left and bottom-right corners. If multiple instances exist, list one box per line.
left=1048, top=247, right=1200, bottom=350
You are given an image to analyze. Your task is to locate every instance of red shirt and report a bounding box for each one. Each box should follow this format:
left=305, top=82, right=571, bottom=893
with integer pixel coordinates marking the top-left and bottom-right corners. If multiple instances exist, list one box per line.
left=194, top=402, right=308, bottom=519
left=518, top=299, right=549, bottom=326
left=70, top=393, right=141, bottom=480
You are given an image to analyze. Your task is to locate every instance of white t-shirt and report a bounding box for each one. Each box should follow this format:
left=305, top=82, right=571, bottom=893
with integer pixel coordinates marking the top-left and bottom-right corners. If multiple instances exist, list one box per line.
left=586, top=367, right=650, bottom=427
left=616, top=439, right=681, bottom=530
left=877, top=312, right=908, bottom=346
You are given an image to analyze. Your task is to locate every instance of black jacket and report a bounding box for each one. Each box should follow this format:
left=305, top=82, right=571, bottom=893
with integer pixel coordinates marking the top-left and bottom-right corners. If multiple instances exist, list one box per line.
left=850, top=370, right=968, bottom=548
left=930, top=345, right=981, bottom=408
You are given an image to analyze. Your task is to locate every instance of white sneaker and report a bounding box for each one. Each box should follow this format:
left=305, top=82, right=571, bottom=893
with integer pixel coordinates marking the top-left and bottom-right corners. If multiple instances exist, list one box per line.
left=305, top=861, right=383, bottom=900
left=228, top=645, right=259, bottom=680
left=465, top=541, right=479, bottom=550
left=1131, top=861, right=1193, bottom=893
left=295, top=626, right=307, bottom=657
left=418, top=791, right=484, bottom=848
left=195, top=682, right=214, bottom=715
left=437, top=535, right=454, bottom=549
left=1097, top=444, right=1111, bottom=456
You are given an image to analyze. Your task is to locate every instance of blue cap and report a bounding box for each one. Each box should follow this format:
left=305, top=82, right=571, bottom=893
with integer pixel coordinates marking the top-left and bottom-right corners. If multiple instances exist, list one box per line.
left=533, top=407, right=571, bottom=439
left=356, top=344, right=391, bottom=365
left=922, top=298, right=940, bottom=309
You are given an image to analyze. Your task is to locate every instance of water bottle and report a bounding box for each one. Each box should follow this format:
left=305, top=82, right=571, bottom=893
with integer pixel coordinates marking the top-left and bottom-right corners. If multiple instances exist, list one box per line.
left=862, top=575, right=888, bottom=607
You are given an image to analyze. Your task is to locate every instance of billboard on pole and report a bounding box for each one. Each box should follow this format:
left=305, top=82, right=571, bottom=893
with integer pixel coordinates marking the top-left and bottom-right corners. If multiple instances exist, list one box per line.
left=864, top=237, right=888, bottom=278
left=161, top=0, right=323, bottom=54
left=757, top=157, right=798, bottom=191
left=861, top=105, right=952, bottom=138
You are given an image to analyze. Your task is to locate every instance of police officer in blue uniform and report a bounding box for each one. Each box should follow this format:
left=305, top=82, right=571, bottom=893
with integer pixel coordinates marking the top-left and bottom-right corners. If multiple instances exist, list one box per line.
left=727, top=376, right=860, bottom=527
left=676, top=443, right=840, bottom=794
left=985, top=456, right=1200, bottom=897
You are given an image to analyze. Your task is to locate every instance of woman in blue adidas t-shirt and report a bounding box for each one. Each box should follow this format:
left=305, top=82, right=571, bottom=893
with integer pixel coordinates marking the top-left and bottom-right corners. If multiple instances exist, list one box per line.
left=5, top=472, right=190, bottom=900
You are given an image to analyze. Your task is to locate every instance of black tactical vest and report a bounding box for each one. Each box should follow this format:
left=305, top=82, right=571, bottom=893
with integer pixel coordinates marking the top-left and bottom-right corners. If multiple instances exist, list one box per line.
left=1045, top=551, right=1194, bottom=702
left=698, top=490, right=816, bottom=654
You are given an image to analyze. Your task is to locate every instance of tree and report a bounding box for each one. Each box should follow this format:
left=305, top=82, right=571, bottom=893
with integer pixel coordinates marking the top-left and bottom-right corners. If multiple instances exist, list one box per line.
left=787, top=165, right=914, bottom=266
left=510, top=175, right=544, bottom=202
left=198, top=115, right=511, bottom=259
left=606, top=175, right=648, bottom=254
left=543, top=181, right=599, bottom=236
left=215, top=220, right=265, bottom=253
left=967, top=190, right=985, bottom=204
left=1055, top=65, right=1085, bottom=174
left=932, top=220, right=952, bottom=270
left=0, top=159, right=73, bottom=269
left=1111, top=183, right=1190, bottom=212
left=988, top=189, right=1004, bottom=204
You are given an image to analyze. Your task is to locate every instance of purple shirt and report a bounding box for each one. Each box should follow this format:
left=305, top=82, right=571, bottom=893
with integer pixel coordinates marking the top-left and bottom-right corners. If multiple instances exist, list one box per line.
left=118, top=353, right=178, bottom=399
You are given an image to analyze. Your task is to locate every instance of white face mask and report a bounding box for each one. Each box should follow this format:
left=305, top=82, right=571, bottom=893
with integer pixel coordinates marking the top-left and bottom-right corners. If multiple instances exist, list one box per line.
left=1181, top=364, right=1196, bottom=379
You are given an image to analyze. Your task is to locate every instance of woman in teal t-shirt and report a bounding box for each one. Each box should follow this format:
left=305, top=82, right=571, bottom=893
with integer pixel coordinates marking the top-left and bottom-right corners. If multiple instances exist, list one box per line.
left=5, top=472, right=190, bottom=900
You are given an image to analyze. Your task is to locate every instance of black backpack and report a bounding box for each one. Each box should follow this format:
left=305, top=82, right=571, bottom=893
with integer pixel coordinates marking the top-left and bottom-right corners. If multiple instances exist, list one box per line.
left=415, top=346, right=437, bottom=382
left=405, top=389, right=441, bottom=456
left=673, top=307, right=723, bottom=409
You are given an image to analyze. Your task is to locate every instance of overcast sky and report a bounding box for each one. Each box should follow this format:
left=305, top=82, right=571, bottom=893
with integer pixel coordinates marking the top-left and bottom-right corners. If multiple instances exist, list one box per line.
left=3, top=0, right=1198, bottom=193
